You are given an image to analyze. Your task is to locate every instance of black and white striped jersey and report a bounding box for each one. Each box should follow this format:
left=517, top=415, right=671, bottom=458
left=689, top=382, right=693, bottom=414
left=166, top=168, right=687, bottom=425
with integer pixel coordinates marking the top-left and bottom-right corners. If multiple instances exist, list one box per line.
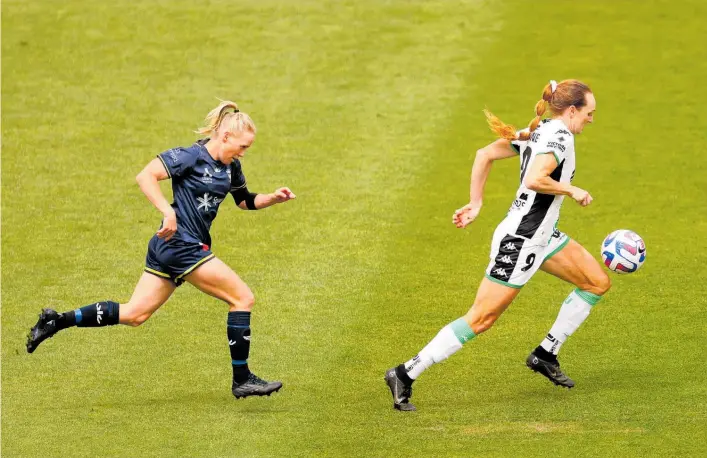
left=504, top=118, right=575, bottom=245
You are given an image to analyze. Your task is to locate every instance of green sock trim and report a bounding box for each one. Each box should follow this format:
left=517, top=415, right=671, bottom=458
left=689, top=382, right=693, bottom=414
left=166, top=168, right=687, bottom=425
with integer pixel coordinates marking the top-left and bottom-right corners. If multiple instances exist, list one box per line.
left=573, top=288, right=602, bottom=306
left=450, top=318, right=476, bottom=344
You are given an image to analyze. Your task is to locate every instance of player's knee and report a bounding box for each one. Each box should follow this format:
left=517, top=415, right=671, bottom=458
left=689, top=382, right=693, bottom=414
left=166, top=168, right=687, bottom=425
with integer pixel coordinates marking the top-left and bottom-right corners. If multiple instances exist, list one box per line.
left=585, top=273, right=611, bottom=296
left=229, top=291, right=255, bottom=311
left=122, top=311, right=151, bottom=327
left=468, top=312, right=498, bottom=334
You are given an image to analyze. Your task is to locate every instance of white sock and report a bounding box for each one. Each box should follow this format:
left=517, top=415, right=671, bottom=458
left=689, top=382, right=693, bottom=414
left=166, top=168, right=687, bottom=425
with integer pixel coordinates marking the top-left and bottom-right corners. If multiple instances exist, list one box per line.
left=540, top=288, right=602, bottom=355
left=404, top=318, right=476, bottom=380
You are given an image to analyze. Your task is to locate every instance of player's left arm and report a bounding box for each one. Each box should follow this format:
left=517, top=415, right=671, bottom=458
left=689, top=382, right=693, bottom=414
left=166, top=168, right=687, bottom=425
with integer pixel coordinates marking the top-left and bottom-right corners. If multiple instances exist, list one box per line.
left=229, top=161, right=296, bottom=210
left=232, top=186, right=296, bottom=210
left=524, top=154, right=592, bottom=207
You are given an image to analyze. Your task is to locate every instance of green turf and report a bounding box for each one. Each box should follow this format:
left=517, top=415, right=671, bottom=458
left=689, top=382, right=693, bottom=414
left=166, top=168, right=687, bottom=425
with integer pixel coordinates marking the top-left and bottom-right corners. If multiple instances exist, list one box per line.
left=3, top=0, right=707, bottom=456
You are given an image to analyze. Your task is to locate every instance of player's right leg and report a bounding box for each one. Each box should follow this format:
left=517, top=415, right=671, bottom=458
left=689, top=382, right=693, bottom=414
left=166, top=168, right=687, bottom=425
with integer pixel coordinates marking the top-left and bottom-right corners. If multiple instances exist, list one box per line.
left=385, top=277, right=521, bottom=411
left=184, top=257, right=283, bottom=399
left=26, top=272, right=176, bottom=353
left=525, top=236, right=611, bottom=388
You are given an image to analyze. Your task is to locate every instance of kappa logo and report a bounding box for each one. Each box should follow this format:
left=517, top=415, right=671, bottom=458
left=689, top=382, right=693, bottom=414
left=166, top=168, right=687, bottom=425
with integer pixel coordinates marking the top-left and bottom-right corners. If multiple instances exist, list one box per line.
left=503, top=242, right=518, bottom=251
left=555, top=129, right=571, bottom=136
left=493, top=268, right=508, bottom=278
left=96, top=303, right=103, bottom=324
left=213, top=166, right=222, bottom=173
left=500, top=255, right=513, bottom=264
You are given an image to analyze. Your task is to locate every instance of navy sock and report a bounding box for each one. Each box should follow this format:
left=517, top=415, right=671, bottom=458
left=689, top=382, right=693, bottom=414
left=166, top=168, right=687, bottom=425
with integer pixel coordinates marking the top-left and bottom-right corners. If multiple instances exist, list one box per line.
left=63, top=301, right=121, bottom=328
left=227, top=311, right=251, bottom=384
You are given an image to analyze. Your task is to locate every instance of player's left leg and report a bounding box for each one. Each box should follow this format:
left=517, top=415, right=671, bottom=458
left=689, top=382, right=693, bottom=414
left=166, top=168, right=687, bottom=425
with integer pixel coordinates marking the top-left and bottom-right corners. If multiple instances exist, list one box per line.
left=527, top=238, right=611, bottom=387
left=184, top=257, right=282, bottom=399
left=27, top=272, right=176, bottom=353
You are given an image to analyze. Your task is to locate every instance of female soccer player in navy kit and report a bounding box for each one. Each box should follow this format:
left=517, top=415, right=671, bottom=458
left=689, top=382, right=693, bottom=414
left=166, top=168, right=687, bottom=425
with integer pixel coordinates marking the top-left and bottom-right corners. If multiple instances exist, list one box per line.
left=385, top=80, right=611, bottom=411
left=27, top=101, right=295, bottom=399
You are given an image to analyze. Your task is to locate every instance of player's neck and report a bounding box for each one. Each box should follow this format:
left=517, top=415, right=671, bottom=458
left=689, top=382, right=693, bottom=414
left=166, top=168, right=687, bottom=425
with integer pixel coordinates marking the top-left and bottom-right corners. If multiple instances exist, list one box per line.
left=204, top=139, right=227, bottom=164
left=554, top=115, right=574, bottom=134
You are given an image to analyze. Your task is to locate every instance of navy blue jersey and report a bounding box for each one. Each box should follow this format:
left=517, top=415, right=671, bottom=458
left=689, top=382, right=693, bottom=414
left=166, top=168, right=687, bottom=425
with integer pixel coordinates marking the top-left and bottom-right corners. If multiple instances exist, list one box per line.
left=157, top=140, right=247, bottom=246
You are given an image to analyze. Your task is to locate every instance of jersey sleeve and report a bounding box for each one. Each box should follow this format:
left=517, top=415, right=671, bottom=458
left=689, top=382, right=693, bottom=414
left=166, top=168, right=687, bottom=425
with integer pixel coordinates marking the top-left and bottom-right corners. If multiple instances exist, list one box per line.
left=157, top=147, right=199, bottom=179
left=511, top=128, right=530, bottom=154
left=537, top=128, right=573, bottom=165
left=229, top=160, right=247, bottom=192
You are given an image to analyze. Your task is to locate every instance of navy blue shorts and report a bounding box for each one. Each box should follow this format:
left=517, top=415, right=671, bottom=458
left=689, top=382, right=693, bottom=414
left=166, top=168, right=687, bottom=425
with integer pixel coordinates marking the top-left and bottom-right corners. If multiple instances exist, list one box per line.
left=145, top=235, right=215, bottom=286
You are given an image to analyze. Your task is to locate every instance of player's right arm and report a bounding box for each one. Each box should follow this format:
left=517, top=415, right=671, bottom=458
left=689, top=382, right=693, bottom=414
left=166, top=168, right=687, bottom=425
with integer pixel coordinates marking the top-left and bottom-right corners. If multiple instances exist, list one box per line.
left=136, top=158, right=177, bottom=241
left=453, top=139, right=517, bottom=229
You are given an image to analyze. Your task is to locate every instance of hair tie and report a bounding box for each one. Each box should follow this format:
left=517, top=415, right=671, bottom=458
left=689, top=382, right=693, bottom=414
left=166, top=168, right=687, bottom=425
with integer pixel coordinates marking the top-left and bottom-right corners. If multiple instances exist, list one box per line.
left=550, top=80, right=558, bottom=94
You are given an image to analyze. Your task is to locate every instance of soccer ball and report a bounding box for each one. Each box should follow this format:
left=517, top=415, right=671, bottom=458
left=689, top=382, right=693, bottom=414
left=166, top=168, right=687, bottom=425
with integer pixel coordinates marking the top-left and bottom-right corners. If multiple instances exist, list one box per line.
left=601, top=230, right=646, bottom=274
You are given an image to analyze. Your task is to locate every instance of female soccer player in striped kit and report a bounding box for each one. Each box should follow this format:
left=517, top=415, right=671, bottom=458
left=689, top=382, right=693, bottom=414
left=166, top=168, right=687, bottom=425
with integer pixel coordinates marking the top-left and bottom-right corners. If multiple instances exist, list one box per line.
left=27, top=101, right=295, bottom=399
left=386, top=80, right=611, bottom=411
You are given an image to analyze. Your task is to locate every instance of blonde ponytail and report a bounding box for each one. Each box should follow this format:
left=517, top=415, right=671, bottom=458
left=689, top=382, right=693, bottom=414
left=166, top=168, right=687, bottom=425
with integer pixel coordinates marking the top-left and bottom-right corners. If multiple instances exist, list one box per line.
left=485, top=80, right=593, bottom=141
left=484, top=82, right=554, bottom=141
left=196, top=100, right=256, bottom=137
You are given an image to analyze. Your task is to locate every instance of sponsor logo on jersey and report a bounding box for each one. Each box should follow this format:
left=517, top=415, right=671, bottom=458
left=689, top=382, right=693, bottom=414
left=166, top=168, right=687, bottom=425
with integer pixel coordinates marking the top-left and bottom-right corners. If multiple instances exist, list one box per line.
left=493, top=268, right=508, bottom=278
left=169, top=149, right=180, bottom=164
left=547, top=141, right=566, bottom=152
left=500, top=255, right=513, bottom=264
left=197, top=192, right=214, bottom=211
left=202, top=167, right=214, bottom=183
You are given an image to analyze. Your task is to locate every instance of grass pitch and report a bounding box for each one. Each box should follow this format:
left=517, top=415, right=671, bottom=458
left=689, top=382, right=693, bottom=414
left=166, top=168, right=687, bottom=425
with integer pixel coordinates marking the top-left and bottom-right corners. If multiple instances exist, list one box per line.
left=2, top=0, right=706, bottom=456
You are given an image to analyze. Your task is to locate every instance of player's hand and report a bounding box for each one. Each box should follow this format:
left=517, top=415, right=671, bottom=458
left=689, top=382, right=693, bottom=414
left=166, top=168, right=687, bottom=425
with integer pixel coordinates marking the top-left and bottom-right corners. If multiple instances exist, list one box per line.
left=569, top=186, right=593, bottom=207
left=453, top=202, right=482, bottom=228
left=272, top=187, right=296, bottom=204
left=157, top=209, right=177, bottom=241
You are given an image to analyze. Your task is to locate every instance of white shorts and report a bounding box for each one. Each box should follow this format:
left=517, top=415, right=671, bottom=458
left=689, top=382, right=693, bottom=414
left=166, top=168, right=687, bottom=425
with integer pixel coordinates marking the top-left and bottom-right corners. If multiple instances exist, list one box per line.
left=484, top=225, right=570, bottom=288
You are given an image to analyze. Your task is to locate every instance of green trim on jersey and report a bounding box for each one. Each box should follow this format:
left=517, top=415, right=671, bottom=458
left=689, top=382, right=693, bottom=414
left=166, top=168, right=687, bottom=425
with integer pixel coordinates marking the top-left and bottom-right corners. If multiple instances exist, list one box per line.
left=574, top=288, right=602, bottom=306
left=537, top=151, right=560, bottom=165
left=484, top=273, right=523, bottom=289
left=543, top=236, right=570, bottom=262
